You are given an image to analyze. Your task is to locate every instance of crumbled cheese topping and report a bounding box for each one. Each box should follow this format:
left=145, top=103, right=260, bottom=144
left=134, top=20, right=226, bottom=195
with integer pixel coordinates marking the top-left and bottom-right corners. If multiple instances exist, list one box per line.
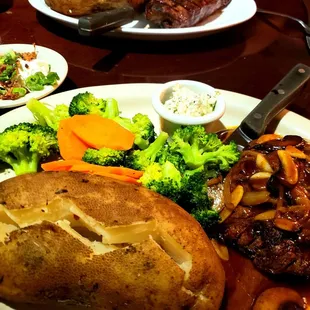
left=163, top=84, right=218, bottom=117
left=18, top=59, right=50, bottom=80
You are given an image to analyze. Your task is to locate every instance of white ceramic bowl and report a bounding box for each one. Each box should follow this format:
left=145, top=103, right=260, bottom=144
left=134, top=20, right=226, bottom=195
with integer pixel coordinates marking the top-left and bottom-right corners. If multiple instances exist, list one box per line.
left=152, top=80, right=226, bottom=135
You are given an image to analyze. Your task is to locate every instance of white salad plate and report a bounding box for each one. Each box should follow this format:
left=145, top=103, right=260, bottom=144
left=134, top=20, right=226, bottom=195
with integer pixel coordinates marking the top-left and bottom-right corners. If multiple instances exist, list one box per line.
left=28, top=0, right=257, bottom=40
left=0, top=83, right=310, bottom=185
left=0, top=44, right=68, bottom=109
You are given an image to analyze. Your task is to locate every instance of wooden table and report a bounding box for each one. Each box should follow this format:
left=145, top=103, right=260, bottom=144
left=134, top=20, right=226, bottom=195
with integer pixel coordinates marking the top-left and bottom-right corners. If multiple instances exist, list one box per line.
left=1, top=1, right=310, bottom=309
left=1, top=0, right=310, bottom=118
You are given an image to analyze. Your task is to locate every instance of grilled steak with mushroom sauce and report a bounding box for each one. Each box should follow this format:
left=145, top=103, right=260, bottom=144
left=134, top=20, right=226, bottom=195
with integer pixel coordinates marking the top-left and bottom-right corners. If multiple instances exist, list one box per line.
left=211, top=134, right=310, bottom=276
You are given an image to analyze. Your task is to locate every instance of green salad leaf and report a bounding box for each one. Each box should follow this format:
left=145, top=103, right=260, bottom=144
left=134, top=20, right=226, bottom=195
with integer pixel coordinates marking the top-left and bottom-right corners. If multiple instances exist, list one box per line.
left=0, top=64, right=16, bottom=82
left=25, top=71, right=60, bottom=91
left=0, top=50, right=19, bottom=66
left=12, top=87, right=27, bottom=98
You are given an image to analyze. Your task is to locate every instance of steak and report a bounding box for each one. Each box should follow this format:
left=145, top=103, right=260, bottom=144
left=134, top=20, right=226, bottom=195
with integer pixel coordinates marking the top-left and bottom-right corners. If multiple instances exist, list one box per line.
left=215, top=205, right=310, bottom=276
left=145, top=0, right=231, bottom=28
left=211, top=135, right=310, bottom=277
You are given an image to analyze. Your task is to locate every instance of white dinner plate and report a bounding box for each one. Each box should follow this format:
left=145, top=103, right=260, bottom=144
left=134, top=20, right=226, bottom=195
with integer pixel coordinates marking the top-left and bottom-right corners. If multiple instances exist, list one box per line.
left=28, top=0, right=257, bottom=40
left=0, top=44, right=68, bottom=109
left=0, top=83, right=310, bottom=185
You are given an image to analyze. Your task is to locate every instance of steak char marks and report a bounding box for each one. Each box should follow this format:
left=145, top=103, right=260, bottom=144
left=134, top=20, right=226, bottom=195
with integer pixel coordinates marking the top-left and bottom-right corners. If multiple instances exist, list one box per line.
left=213, top=135, right=310, bottom=276
left=145, top=0, right=231, bottom=28
left=217, top=205, right=310, bottom=276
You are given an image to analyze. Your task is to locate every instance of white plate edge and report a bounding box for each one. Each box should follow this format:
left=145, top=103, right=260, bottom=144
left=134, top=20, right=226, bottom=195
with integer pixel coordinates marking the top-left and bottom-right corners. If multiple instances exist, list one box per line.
left=28, top=0, right=257, bottom=36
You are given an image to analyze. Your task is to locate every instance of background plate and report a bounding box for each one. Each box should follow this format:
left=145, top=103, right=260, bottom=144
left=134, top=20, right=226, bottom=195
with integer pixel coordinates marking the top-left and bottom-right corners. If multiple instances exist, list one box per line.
left=28, top=0, right=257, bottom=40
left=0, top=44, right=68, bottom=109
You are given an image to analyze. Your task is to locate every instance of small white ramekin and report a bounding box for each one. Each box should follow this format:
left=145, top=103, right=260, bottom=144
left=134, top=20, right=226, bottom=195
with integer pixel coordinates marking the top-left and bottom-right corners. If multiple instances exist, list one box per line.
left=152, top=80, right=226, bottom=135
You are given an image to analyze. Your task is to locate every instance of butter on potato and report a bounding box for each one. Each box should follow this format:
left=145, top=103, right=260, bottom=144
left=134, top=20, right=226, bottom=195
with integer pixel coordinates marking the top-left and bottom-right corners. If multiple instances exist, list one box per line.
left=0, top=171, right=225, bottom=309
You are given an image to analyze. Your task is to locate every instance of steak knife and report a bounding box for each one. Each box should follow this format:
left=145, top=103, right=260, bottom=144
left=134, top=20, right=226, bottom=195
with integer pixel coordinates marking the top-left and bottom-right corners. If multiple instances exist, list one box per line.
left=78, top=7, right=135, bottom=36
left=225, top=63, right=310, bottom=148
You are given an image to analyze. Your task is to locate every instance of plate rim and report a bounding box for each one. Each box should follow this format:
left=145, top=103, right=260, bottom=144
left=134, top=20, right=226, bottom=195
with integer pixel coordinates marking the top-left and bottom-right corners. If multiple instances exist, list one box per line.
left=0, top=43, right=68, bottom=109
left=0, top=82, right=309, bottom=131
left=1, top=82, right=310, bottom=182
left=28, top=0, right=257, bottom=36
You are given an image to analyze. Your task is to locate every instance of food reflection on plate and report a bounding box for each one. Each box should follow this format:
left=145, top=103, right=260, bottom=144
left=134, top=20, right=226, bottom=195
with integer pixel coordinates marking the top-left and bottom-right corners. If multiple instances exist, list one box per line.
left=44, top=0, right=232, bottom=28
left=0, top=86, right=309, bottom=309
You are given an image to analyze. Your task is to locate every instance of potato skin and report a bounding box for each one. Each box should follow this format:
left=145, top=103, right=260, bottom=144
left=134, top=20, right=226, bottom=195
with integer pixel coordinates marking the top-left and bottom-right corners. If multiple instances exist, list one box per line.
left=45, top=0, right=129, bottom=16
left=0, top=172, right=225, bottom=309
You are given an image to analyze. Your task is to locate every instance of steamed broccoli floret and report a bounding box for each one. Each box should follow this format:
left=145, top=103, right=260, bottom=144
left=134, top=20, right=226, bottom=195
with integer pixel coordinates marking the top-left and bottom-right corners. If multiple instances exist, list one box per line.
left=140, top=161, right=182, bottom=202
left=201, top=142, right=240, bottom=172
left=179, top=166, right=212, bottom=212
left=191, top=208, right=220, bottom=230
left=114, top=113, right=155, bottom=149
left=27, top=98, right=69, bottom=131
left=124, top=131, right=168, bottom=171
left=0, top=123, right=58, bottom=175
left=170, top=125, right=240, bottom=170
left=68, top=92, right=119, bottom=118
left=178, top=166, right=220, bottom=229
left=156, top=145, right=187, bottom=174
left=83, top=148, right=125, bottom=166
left=139, top=160, right=220, bottom=229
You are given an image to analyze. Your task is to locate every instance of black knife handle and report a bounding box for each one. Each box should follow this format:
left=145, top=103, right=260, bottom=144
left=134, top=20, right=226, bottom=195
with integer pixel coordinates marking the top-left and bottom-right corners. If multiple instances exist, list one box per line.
left=240, top=63, right=310, bottom=139
left=78, top=7, right=135, bottom=36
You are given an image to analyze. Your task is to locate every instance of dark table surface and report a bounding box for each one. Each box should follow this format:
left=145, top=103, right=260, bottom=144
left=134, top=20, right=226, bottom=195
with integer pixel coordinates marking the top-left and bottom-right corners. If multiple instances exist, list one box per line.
left=1, top=0, right=310, bottom=119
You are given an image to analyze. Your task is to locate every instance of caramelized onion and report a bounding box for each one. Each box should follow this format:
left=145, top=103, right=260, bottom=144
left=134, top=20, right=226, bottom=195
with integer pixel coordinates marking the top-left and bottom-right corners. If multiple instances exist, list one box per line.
left=291, top=186, right=310, bottom=206
left=252, top=135, right=304, bottom=153
left=219, top=207, right=234, bottom=223
left=278, top=150, right=299, bottom=185
left=256, top=134, right=282, bottom=144
left=256, top=153, right=273, bottom=173
left=207, top=175, right=223, bottom=187
left=249, top=172, right=272, bottom=191
left=254, top=210, right=276, bottom=221
left=223, top=171, right=234, bottom=210
left=211, top=239, right=229, bottom=261
left=253, top=287, right=305, bottom=310
left=230, top=185, right=244, bottom=210
left=286, top=145, right=307, bottom=159
left=274, top=218, right=300, bottom=232
left=241, top=150, right=261, bottom=159
left=241, top=191, right=270, bottom=206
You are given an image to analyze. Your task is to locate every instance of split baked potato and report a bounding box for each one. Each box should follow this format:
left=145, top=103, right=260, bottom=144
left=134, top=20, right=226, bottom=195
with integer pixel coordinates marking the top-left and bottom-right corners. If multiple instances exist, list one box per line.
left=0, top=172, right=225, bottom=309
left=44, top=0, right=129, bottom=16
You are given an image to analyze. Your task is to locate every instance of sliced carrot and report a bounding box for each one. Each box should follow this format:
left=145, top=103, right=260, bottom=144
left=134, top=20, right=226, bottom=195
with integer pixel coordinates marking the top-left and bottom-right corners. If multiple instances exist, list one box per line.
left=69, top=163, right=142, bottom=179
left=95, top=172, right=139, bottom=185
left=70, top=115, right=135, bottom=151
left=41, top=160, right=86, bottom=171
left=57, top=118, right=89, bottom=160
left=42, top=159, right=143, bottom=179
left=69, top=164, right=139, bottom=185
left=95, top=166, right=144, bottom=179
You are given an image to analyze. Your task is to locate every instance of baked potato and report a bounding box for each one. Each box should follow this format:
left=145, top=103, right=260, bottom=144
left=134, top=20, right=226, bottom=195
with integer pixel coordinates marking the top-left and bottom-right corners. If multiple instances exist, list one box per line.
left=0, top=172, right=225, bottom=309
left=44, top=0, right=129, bottom=16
